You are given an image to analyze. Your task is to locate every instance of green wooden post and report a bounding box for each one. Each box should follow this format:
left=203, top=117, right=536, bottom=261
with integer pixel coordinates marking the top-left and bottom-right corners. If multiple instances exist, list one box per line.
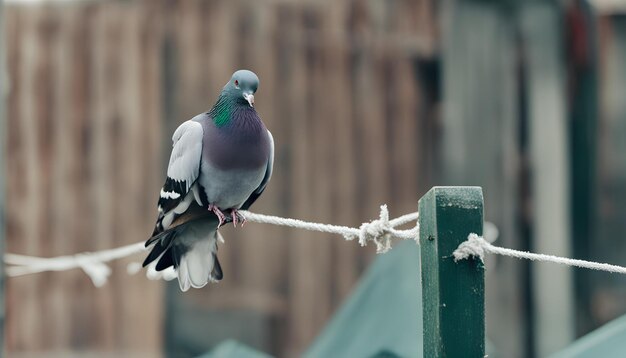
left=419, top=187, right=484, bottom=357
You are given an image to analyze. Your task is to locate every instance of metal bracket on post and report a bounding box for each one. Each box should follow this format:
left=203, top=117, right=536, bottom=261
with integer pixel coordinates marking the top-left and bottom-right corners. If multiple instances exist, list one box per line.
left=419, top=187, right=485, bottom=357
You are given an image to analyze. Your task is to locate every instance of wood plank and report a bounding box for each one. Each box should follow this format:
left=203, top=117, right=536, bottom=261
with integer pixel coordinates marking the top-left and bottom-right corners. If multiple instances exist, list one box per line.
left=0, top=1, right=6, bottom=353
left=14, top=7, right=44, bottom=351
left=110, top=4, right=161, bottom=352
left=36, top=6, right=55, bottom=350
left=306, top=4, right=333, bottom=342
left=520, top=2, right=575, bottom=355
left=351, top=0, right=391, bottom=250
left=47, top=6, right=75, bottom=349
left=4, top=5, right=28, bottom=351
left=325, top=2, right=360, bottom=303
left=68, top=2, right=98, bottom=349
left=88, top=3, right=118, bottom=349
left=135, top=2, right=166, bottom=354
left=385, top=0, right=421, bottom=213
left=285, top=5, right=318, bottom=354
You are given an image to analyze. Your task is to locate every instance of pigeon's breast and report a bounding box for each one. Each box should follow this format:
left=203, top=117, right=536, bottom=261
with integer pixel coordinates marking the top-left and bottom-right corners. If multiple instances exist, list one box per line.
left=201, top=112, right=270, bottom=171
left=197, top=111, right=271, bottom=208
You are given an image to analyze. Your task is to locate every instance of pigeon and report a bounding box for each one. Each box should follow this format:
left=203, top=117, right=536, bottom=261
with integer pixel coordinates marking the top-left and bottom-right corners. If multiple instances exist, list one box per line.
left=143, top=70, right=274, bottom=291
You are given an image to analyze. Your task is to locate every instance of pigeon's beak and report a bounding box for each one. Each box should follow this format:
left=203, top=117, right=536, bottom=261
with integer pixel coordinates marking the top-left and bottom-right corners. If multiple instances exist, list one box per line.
left=243, top=92, right=255, bottom=107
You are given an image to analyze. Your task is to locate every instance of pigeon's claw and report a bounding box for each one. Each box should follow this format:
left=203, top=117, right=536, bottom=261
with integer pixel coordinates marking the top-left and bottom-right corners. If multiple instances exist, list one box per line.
left=231, top=209, right=246, bottom=227
left=208, top=204, right=227, bottom=227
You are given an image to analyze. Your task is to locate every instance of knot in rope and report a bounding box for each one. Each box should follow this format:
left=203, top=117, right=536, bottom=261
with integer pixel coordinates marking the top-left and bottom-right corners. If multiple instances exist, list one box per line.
left=345, top=205, right=394, bottom=253
left=453, top=233, right=488, bottom=262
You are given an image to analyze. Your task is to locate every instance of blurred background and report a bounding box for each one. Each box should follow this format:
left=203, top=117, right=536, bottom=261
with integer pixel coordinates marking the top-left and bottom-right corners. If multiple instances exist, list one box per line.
left=1, top=0, right=626, bottom=357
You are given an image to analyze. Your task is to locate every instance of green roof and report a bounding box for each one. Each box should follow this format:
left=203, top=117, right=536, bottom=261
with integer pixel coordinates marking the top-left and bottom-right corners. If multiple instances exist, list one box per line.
left=304, top=241, right=423, bottom=358
left=550, top=314, right=626, bottom=358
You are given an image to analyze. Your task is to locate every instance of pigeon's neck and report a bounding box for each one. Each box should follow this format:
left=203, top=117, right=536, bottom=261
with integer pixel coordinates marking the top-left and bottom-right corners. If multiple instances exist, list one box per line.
left=208, top=94, right=236, bottom=127
left=209, top=90, right=259, bottom=128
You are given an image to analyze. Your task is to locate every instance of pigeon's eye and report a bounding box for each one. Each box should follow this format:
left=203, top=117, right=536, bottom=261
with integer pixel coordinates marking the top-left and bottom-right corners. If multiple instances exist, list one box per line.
left=234, top=80, right=240, bottom=88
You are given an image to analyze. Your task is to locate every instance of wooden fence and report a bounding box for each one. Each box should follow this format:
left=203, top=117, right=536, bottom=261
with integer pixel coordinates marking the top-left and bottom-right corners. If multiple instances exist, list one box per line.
left=4, top=0, right=437, bottom=356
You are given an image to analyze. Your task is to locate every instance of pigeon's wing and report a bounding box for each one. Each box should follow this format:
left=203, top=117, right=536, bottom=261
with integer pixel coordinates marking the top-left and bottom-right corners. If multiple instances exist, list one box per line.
left=158, top=120, right=203, bottom=211
left=151, top=120, right=203, bottom=235
left=241, top=129, right=274, bottom=210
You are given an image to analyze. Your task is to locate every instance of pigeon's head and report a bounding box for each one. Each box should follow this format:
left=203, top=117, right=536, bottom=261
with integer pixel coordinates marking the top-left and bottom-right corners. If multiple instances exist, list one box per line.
left=225, top=69, right=259, bottom=107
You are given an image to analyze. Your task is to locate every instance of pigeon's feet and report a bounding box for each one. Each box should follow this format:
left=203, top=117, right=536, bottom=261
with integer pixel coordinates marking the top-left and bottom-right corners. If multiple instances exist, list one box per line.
left=230, top=209, right=247, bottom=227
left=208, top=204, right=227, bottom=227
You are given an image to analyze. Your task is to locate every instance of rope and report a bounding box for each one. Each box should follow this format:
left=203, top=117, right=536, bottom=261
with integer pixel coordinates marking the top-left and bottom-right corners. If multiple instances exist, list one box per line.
left=454, top=233, right=626, bottom=275
left=4, top=205, right=420, bottom=286
left=14, top=204, right=621, bottom=287
left=241, top=205, right=420, bottom=253
left=5, top=243, right=147, bottom=287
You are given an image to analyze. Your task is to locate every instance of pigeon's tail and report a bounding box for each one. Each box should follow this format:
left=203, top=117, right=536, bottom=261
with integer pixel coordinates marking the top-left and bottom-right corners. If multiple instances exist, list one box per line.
left=143, top=217, right=223, bottom=292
